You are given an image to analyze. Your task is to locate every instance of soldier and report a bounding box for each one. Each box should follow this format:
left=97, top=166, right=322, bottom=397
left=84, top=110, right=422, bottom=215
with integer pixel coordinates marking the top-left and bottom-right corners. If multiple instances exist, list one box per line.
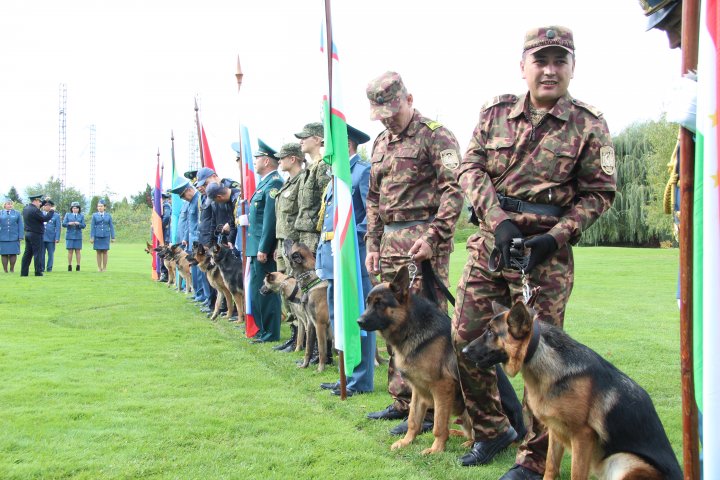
left=272, top=142, right=305, bottom=352
left=20, top=194, right=54, bottom=277
left=0, top=198, right=23, bottom=273
left=171, top=177, right=206, bottom=303
left=243, top=141, right=284, bottom=342
left=41, top=198, right=61, bottom=272
left=454, top=27, right=616, bottom=477
left=205, top=182, right=242, bottom=249
left=363, top=71, right=464, bottom=435
left=158, top=193, right=172, bottom=281
left=640, top=0, right=682, bottom=49
left=294, top=122, right=330, bottom=254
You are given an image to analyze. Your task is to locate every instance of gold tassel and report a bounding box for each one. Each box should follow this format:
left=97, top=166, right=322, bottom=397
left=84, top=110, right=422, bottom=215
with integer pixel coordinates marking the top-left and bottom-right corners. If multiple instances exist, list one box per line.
left=316, top=182, right=332, bottom=232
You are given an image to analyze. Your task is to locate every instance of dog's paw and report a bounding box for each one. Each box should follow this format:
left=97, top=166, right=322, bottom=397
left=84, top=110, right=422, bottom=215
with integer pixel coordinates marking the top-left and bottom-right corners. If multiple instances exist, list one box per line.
left=297, top=361, right=309, bottom=369
left=316, top=364, right=325, bottom=373
left=461, top=439, right=474, bottom=448
left=390, top=439, right=411, bottom=451
left=421, top=446, right=444, bottom=455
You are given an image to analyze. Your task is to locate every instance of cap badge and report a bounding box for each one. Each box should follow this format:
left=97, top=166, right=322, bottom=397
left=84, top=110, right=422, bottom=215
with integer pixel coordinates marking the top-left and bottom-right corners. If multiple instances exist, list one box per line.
left=546, top=29, right=556, bottom=39
left=375, top=94, right=385, bottom=105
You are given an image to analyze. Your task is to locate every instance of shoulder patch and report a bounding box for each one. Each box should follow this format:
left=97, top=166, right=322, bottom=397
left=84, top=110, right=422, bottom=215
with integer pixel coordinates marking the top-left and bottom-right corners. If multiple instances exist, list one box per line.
left=423, top=120, right=443, bottom=131
left=269, top=188, right=279, bottom=199
left=600, top=146, right=616, bottom=175
left=440, top=149, right=460, bottom=170
left=481, top=94, right=518, bottom=111
left=571, top=98, right=603, bottom=118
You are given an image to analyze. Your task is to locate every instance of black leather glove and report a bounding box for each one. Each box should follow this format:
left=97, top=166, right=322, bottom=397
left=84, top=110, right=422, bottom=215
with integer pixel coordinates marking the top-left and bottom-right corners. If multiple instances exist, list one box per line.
left=525, top=234, right=558, bottom=273
left=494, top=220, right=523, bottom=270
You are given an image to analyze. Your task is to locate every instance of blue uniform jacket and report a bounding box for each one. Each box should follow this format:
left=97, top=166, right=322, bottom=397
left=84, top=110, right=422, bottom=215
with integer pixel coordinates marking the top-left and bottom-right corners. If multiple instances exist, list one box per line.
left=90, top=212, right=115, bottom=239
left=317, top=154, right=371, bottom=280
left=199, top=178, right=237, bottom=246
left=0, top=209, right=23, bottom=241
left=178, top=201, right=189, bottom=246
left=43, top=212, right=61, bottom=242
left=63, top=213, right=86, bottom=239
left=185, top=191, right=200, bottom=246
left=246, top=172, right=284, bottom=257
left=162, top=201, right=172, bottom=242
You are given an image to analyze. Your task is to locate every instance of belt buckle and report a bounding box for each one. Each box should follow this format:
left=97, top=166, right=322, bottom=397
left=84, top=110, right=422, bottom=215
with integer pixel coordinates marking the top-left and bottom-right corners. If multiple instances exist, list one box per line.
left=505, top=197, right=522, bottom=213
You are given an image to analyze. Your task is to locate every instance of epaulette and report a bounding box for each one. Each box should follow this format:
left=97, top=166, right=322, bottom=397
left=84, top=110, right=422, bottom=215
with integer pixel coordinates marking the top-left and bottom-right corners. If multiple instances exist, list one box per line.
left=571, top=98, right=603, bottom=118
left=222, top=179, right=240, bottom=189
left=357, top=159, right=370, bottom=167
left=423, top=119, right=443, bottom=131
left=481, top=94, right=518, bottom=111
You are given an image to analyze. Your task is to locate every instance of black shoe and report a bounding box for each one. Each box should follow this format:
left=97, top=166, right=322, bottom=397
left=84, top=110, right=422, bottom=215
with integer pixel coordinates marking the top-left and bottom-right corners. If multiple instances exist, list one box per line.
left=280, top=343, right=295, bottom=353
left=76, top=265, right=80, bottom=271
left=459, top=426, right=518, bottom=467
left=309, top=354, right=334, bottom=365
left=200, top=307, right=211, bottom=314
left=320, top=382, right=338, bottom=390
left=498, top=464, right=543, bottom=480
left=331, top=387, right=363, bottom=397
left=273, top=337, right=295, bottom=351
left=35, top=272, right=43, bottom=277
left=389, top=419, right=434, bottom=435
left=68, top=265, right=72, bottom=271
left=158, top=275, right=168, bottom=282
left=366, top=404, right=408, bottom=421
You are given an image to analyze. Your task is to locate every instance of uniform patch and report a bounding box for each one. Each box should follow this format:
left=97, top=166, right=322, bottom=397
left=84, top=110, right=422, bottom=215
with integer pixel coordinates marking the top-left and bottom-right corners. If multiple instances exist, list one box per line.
left=283, top=191, right=291, bottom=198
left=440, top=149, right=460, bottom=170
left=600, top=146, right=616, bottom=175
left=269, top=188, right=279, bottom=199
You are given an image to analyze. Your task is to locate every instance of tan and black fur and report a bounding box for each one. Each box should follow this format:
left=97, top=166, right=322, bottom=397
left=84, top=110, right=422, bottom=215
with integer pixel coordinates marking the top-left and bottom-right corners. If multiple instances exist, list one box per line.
left=462, top=301, right=683, bottom=480
left=357, top=265, right=473, bottom=455
left=288, top=242, right=331, bottom=373
left=168, top=244, right=193, bottom=294
left=260, top=272, right=309, bottom=352
left=188, top=242, right=235, bottom=321
left=210, top=244, right=245, bottom=320
left=153, top=245, right=177, bottom=288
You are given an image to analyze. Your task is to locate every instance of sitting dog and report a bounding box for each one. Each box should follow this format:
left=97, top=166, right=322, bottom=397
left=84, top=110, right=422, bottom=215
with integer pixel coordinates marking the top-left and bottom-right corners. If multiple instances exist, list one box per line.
left=260, top=272, right=309, bottom=352
left=211, top=244, right=245, bottom=320
left=358, top=265, right=473, bottom=454
left=462, top=301, right=683, bottom=480
left=153, top=245, right=177, bottom=288
left=187, top=242, right=235, bottom=321
left=288, top=242, right=331, bottom=373
left=168, top=244, right=193, bottom=294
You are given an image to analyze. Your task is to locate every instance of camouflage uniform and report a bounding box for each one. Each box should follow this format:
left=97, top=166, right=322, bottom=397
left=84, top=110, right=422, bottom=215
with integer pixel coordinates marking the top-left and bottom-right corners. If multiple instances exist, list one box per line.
left=366, top=90, right=464, bottom=412
left=455, top=89, right=616, bottom=470
left=275, top=167, right=303, bottom=273
left=294, top=159, right=330, bottom=254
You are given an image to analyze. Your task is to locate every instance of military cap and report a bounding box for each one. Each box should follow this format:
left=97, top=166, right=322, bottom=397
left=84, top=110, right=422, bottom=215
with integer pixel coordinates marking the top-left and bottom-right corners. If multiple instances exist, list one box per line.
left=205, top=182, right=227, bottom=199
left=639, top=0, right=680, bottom=30
left=294, top=122, right=324, bottom=139
left=161, top=192, right=171, bottom=199
left=44, top=198, right=55, bottom=206
left=195, top=167, right=216, bottom=187
left=28, top=194, right=43, bottom=201
left=347, top=124, right=370, bottom=145
left=523, top=26, right=575, bottom=56
left=366, top=72, right=407, bottom=121
left=231, top=142, right=241, bottom=155
left=98, top=199, right=107, bottom=206
left=1, top=197, right=11, bottom=204
left=169, top=179, right=191, bottom=195
left=253, top=139, right=277, bottom=158
left=184, top=170, right=198, bottom=182
left=70, top=201, right=81, bottom=208
left=275, top=142, right=304, bottom=159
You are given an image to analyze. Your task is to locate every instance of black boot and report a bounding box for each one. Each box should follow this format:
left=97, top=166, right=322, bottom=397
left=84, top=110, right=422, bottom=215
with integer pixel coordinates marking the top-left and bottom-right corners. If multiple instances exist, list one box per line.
left=68, top=265, right=72, bottom=272
left=273, top=324, right=297, bottom=351
left=76, top=265, right=80, bottom=271
left=309, top=338, right=333, bottom=365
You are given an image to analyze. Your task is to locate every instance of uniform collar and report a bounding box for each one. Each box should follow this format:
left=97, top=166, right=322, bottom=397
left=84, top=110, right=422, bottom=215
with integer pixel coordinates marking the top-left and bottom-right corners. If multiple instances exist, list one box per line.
left=349, top=153, right=360, bottom=168
left=388, top=109, right=421, bottom=141
left=510, top=92, right=573, bottom=123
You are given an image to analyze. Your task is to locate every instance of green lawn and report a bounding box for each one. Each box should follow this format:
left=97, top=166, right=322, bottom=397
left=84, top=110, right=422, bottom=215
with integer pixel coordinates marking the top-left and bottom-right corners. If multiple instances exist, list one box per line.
left=0, top=243, right=682, bottom=479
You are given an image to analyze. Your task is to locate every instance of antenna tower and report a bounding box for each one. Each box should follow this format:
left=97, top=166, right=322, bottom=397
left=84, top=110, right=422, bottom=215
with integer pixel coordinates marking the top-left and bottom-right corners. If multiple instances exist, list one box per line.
left=189, top=127, right=200, bottom=171
left=89, top=124, right=96, bottom=198
left=58, top=83, right=67, bottom=192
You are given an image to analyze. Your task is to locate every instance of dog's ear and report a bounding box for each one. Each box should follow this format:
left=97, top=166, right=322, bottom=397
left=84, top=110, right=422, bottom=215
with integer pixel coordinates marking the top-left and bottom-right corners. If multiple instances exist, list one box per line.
left=291, top=251, right=303, bottom=265
left=283, top=239, right=295, bottom=256
left=506, top=301, right=533, bottom=340
left=187, top=258, right=198, bottom=266
left=265, top=272, right=275, bottom=282
left=390, top=265, right=410, bottom=302
left=491, top=301, right=509, bottom=316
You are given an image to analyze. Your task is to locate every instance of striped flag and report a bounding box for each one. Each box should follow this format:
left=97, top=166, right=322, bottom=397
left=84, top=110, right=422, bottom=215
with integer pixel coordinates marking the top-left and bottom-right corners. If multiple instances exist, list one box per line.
left=321, top=0, right=362, bottom=376
left=696, top=1, right=720, bottom=476
left=240, top=126, right=259, bottom=338
left=151, top=155, right=164, bottom=279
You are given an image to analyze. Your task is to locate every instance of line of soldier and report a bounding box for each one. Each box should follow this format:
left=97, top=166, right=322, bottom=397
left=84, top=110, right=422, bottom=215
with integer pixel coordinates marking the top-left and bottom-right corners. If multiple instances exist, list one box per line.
left=155, top=23, right=619, bottom=479
left=1, top=196, right=115, bottom=276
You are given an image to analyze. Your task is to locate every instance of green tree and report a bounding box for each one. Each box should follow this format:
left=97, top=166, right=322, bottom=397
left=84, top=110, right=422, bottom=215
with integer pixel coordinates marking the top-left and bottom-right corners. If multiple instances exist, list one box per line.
left=6, top=186, right=21, bottom=203
left=25, top=177, right=87, bottom=215
left=130, top=184, right=152, bottom=209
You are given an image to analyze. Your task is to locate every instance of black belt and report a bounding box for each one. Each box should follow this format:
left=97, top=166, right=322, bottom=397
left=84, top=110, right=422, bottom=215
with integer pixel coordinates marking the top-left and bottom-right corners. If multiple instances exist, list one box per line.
left=497, top=194, right=564, bottom=217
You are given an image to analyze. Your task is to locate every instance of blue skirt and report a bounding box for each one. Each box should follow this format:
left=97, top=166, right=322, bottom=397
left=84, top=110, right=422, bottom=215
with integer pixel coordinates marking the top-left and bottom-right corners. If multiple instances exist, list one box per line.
left=66, top=239, right=82, bottom=250
left=93, top=236, right=111, bottom=250
left=0, top=240, right=20, bottom=255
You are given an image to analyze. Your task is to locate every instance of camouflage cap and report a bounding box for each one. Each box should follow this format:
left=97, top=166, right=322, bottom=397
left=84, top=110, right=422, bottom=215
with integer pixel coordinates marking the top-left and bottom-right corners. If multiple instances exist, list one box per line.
left=523, top=26, right=575, bottom=56
left=294, top=122, right=324, bottom=139
left=275, top=142, right=303, bottom=159
left=366, top=71, right=407, bottom=121
left=639, top=0, right=680, bottom=30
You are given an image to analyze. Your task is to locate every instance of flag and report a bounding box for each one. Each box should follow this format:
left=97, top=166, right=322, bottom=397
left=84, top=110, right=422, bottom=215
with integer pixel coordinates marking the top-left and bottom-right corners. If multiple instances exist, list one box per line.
left=696, top=1, right=720, bottom=476
left=241, top=126, right=259, bottom=338
left=151, top=155, right=164, bottom=279
left=322, top=0, right=362, bottom=376
left=170, top=134, right=181, bottom=244
left=200, top=125, right=216, bottom=171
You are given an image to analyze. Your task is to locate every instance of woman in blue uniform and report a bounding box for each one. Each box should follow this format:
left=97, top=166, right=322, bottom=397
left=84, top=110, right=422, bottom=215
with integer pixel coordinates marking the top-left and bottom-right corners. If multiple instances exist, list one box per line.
left=90, top=200, right=115, bottom=272
left=0, top=198, right=23, bottom=273
left=63, top=201, right=85, bottom=271
left=41, top=199, right=61, bottom=272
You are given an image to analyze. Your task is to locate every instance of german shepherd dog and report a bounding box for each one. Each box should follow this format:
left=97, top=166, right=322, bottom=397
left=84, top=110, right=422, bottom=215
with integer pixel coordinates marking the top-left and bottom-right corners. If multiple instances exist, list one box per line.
left=144, top=241, right=154, bottom=254
left=211, top=244, right=246, bottom=320
left=153, top=245, right=177, bottom=288
left=260, top=272, right=309, bottom=352
left=168, top=244, right=193, bottom=294
left=462, top=301, right=683, bottom=480
left=288, top=242, right=331, bottom=373
left=187, top=242, right=235, bottom=321
left=357, top=265, right=473, bottom=454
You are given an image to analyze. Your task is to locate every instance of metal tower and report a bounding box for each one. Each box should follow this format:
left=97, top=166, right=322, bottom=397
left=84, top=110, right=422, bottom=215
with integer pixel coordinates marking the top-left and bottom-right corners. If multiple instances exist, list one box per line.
left=89, top=124, right=96, bottom=198
left=188, top=127, right=200, bottom=171
left=58, top=83, right=67, bottom=191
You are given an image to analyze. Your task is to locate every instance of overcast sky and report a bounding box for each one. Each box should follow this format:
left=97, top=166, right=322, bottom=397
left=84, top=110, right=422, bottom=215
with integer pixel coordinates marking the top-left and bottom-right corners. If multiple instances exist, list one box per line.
left=0, top=0, right=681, bottom=201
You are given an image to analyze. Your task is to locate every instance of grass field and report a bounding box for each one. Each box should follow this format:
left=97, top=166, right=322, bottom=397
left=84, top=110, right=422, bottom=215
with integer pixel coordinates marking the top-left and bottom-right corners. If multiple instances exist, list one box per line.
left=0, top=243, right=682, bottom=479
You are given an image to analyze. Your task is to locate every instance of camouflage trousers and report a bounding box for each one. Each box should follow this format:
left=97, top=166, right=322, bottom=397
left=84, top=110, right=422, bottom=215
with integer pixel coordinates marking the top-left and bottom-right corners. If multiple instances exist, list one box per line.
left=379, top=223, right=451, bottom=413
left=298, top=231, right=319, bottom=257
left=275, top=239, right=296, bottom=327
left=452, top=231, right=573, bottom=471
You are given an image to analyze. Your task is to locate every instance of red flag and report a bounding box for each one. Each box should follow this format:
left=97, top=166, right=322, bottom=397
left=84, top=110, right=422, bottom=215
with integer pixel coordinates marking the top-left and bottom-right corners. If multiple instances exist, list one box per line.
left=200, top=125, right=215, bottom=171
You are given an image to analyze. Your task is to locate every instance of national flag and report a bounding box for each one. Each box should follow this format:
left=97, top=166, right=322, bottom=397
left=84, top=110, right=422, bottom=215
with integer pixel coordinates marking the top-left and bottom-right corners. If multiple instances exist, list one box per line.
left=695, top=1, right=720, bottom=476
left=151, top=154, right=164, bottom=279
left=241, top=125, right=259, bottom=338
left=321, top=0, right=362, bottom=376
left=200, top=125, right=216, bottom=171
left=170, top=134, right=181, bottom=244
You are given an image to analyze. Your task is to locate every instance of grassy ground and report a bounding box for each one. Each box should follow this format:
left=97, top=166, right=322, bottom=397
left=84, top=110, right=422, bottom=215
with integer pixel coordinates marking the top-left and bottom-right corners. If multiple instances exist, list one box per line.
left=0, top=243, right=681, bottom=479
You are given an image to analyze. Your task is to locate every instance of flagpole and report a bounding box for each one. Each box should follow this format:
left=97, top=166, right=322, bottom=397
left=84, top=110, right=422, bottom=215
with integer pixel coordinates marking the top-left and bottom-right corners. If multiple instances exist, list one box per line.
left=679, top=0, right=700, bottom=478
left=194, top=98, right=206, bottom=168
left=235, top=56, right=248, bottom=323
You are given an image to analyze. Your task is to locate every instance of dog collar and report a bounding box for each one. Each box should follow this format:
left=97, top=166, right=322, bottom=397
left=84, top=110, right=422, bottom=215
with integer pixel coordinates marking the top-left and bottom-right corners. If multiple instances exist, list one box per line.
left=524, top=320, right=541, bottom=364
left=300, top=277, right=322, bottom=294
left=287, top=283, right=301, bottom=304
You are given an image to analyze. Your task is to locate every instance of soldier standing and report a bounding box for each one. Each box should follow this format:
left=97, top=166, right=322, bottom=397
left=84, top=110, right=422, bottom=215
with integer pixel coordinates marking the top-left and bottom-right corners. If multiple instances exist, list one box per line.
left=363, top=71, right=464, bottom=435
left=20, top=194, right=53, bottom=277
left=453, top=27, right=617, bottom=477
left=294, top=122, right=330, bottom=254
left=41, top=199, right=60, bottom=272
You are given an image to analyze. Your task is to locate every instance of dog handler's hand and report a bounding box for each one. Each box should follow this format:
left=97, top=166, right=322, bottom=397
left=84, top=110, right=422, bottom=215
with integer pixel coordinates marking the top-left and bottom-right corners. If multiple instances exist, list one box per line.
left=408, top=238, right=432, bottom=262
left=494, top=220, right=522, bottom=269
left=366, top=252, right=380, bottom=275
left=222, top=222, right=230, bottom=233
left=524, top=234, right=558, bottom=273
left=257, top=251, right=268, bottom=263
